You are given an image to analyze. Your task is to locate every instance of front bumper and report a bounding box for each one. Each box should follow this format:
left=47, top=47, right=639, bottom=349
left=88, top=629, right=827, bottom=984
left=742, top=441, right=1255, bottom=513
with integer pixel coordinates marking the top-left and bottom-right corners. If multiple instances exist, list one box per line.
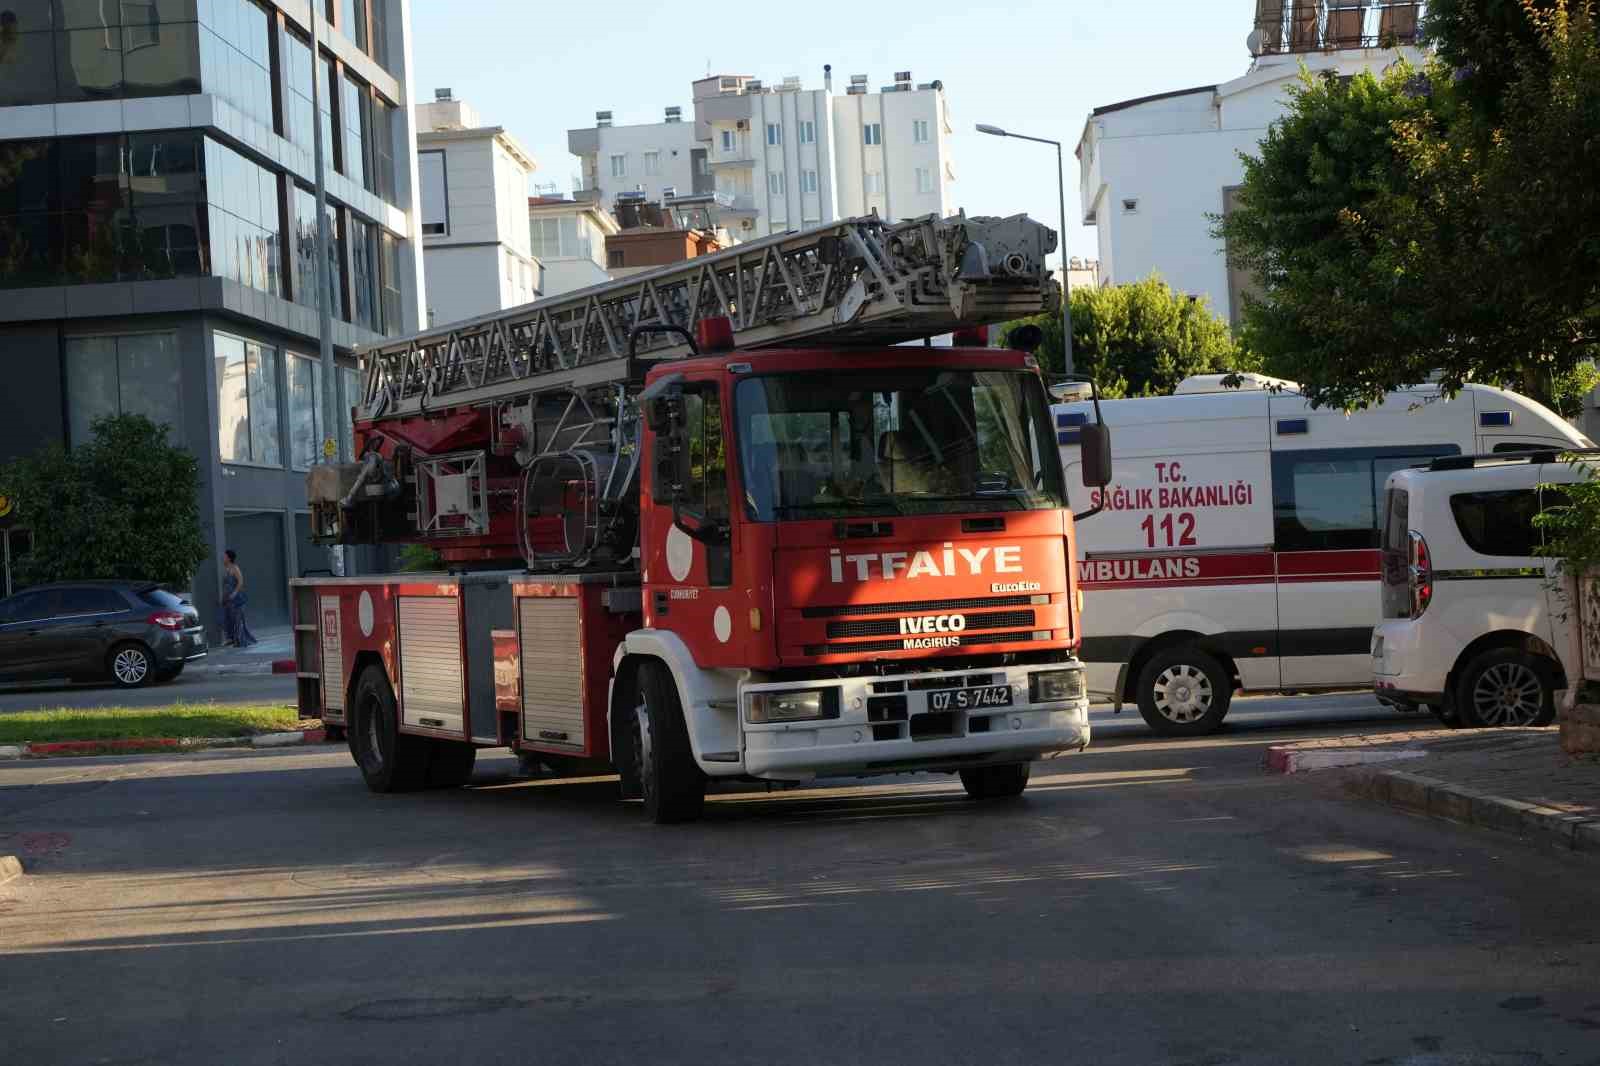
left=740, top=661, right=1090, bottom=781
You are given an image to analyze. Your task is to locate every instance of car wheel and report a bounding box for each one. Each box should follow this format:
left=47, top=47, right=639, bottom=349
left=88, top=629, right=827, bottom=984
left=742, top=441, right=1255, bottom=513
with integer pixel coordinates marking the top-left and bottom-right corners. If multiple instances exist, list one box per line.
left=108, top=643, right=154, bottom=688
left=959, top=762, right=1031, bottom=799
left=348, top=665, right=430, bottom=792
left=1456, top=649, right=1557, bottom=728
left=1134, top=647, right=1232, bottom=736
left=631, top=661, right=705, bottom=824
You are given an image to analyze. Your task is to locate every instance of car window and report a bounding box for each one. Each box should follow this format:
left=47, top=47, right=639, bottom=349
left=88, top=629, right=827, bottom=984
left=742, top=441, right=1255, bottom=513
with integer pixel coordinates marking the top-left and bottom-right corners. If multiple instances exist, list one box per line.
left=1449, top=489, right=1541, bottom=557
left=54, top=588, right=128, bottom=616
left=139, top=588, right=188, bottom=611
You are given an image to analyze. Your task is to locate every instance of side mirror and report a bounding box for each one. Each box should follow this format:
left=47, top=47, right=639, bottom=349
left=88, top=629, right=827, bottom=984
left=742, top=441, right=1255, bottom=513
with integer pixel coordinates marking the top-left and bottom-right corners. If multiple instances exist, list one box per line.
left=1079, top=422, right=1113, bottom=488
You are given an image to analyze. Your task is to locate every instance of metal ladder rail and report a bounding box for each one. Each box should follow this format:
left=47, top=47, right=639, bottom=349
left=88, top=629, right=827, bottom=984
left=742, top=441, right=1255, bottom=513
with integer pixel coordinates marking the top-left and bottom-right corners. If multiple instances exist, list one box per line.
left=358, top=212, right=1058, bottom=424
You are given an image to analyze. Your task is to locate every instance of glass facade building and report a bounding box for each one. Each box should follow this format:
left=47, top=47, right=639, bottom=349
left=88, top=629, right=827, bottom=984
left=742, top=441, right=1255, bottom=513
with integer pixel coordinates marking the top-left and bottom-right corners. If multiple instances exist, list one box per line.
left=0, top=0, right=419, bottom=632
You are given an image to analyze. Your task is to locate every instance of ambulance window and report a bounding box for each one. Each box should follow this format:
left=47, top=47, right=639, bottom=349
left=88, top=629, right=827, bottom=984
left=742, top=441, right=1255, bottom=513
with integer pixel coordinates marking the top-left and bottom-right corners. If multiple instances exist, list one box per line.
left=1273, top=446, right=1457, bottom=551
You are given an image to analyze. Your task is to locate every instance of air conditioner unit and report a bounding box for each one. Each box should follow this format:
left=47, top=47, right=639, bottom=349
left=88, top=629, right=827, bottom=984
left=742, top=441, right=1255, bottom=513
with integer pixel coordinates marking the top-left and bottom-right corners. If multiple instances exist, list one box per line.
left=736, top=119, right=748, bottom=130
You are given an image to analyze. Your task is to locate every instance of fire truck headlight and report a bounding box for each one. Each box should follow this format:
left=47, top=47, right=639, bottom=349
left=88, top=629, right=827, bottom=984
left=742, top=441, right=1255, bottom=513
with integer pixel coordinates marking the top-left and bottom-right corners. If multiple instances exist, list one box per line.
left=745, top=688, right=841, bottom=724
left=1029, top=668, right=1085, bottom=704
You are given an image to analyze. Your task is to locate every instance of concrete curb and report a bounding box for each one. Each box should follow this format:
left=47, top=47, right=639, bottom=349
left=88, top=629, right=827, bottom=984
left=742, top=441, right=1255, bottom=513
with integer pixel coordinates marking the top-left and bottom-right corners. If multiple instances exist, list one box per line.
left=1343, top=767, right=1600, bottom=855
left=0, top=729, right=327, bottom=759
left=207, top=662, right=278, bottom=677
left=1264, top=743, right=1429, bottom=774
left=0, top=854, right=22, bottom=884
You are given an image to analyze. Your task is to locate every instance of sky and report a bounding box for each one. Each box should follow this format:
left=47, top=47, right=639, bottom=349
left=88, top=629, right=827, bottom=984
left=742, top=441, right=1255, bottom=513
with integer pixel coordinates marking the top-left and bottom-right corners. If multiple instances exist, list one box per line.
left=409, top=0, right=1263, bottom=269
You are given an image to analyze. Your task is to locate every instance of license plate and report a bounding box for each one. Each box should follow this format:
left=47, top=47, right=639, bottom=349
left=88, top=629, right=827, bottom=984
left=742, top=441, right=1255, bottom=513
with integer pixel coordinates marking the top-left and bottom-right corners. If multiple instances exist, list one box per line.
left=929, top=685, right=1013, bottom=711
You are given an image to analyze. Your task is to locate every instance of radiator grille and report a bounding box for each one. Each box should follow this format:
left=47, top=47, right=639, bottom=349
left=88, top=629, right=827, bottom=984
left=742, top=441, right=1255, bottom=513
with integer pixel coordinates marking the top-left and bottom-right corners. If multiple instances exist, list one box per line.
left=519, top=597, right=585, bottom=750
left=803, top=629, right=1049, bottom=657
left=801, top=594, right=1034, bottom=619
left=825, top=609, right=1034, bottom=639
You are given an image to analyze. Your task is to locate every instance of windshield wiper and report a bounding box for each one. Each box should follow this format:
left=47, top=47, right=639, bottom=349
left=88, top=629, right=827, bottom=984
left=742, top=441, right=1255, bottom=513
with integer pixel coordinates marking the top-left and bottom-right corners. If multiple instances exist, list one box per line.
left=772, top=498, right=902, bottom=517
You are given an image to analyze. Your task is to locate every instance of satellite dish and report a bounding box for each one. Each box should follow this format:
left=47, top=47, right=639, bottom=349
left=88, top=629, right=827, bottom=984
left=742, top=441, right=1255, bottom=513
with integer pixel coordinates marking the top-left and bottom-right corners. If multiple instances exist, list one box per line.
left=1247, top=28, right=1266, bottom=56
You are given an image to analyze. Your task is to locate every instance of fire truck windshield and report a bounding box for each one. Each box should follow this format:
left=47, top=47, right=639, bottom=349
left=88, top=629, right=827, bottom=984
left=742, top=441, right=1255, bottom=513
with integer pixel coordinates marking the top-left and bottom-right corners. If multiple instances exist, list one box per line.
left=734, top=368, right=1066, bottom=521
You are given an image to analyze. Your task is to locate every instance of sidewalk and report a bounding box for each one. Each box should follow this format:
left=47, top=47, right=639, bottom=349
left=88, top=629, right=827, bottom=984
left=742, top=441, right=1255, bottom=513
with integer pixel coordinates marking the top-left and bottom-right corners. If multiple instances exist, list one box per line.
left=203, top=625, right=295, bottom=676
left=1267, top=727, right=1600, bottom=854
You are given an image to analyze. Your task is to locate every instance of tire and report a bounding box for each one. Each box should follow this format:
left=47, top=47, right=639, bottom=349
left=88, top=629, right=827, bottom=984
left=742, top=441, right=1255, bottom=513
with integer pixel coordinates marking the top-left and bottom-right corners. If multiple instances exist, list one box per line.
left=959, top=762, right=1031, bottom=799
left=1455, top=649, right=1557, bottom=728
left=323, top=725, right=347, bottom=743
left=1134, top=646, right=1232, bottom=736
left=108, top=642, right=154, bottom=688
left=426, top=741, right=477, bottom=788
left=347, top=665, right=431, bottom=792
left=152, top=663, right=184, bottom=684
left=631, top=661, right=705, bottom=823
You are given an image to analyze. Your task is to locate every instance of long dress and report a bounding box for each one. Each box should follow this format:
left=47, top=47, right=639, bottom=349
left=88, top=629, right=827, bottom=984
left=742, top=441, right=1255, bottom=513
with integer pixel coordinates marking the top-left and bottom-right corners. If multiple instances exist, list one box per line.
left=224, top=570, right=257, bottom=647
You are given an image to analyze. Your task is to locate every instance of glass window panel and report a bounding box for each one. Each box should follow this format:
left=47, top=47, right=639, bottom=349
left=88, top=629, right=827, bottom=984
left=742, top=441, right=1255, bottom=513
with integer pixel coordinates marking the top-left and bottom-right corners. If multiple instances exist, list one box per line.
left=0, top=212, right=62, bottom=287
left=55, top=26, right=123, bottom=100
left=372, top=97, right=395, bottom=201
left=245, top=340, right=280, bottom=466
left=57, top=134, right=125, bottom=211
left=122, top=18, right=199, bottom=96
left=6, top=2, right=55, bottom=32
left=0, top=31, right=58, bottom=106
left=558, top=216, right=577, bottom=258
left=130, top=202, right=204, bottom=278
left=55, top=0, right=121, bottom=28
left=287, top=353, right=320, bottom=469
left=318, top=53, right=335, bottom=168
left=338, top=364, right=360, bottom=458
left=368, top=0, right=387, bottom=69
left=127, top=129, right=201, bottom=207
left=349, top=215, right=376, bottom=331
left=340, top=73, right=366, bottom=187
left=214, top=330, right=247, bottom=461
left=419, top=150, right=446, bottom=234
left=116, top=332, right=181, bottom=432
left=379, top=229, right=400, bottom=336
left=0, top=140, right=56, bottom=214
left=60, top=206, right=121, bottom=282
left=65, top=336, right=118, bottom=448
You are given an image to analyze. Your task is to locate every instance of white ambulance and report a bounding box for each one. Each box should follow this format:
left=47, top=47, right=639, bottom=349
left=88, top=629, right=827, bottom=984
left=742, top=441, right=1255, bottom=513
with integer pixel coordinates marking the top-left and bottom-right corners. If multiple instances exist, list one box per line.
left=1055, top=374, right=1591, bottom=735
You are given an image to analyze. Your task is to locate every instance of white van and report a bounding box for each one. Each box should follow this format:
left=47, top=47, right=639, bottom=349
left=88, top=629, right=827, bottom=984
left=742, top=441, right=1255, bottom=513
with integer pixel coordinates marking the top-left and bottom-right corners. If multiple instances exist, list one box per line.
left=1373, top=452, right=1590, bottom=727
left=1055, top=375, right=1591, bottom=734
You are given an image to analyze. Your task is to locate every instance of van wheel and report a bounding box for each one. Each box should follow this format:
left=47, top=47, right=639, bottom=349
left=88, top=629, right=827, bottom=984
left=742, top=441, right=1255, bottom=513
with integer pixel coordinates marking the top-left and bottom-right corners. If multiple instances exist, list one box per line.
left=1135, top=647, right=1232, bottom=736
left=1455, top=649, right=1556, bottom=728
left=631, top=662, right=705, bottom=823
left=348, top=665, right=430, bottom=792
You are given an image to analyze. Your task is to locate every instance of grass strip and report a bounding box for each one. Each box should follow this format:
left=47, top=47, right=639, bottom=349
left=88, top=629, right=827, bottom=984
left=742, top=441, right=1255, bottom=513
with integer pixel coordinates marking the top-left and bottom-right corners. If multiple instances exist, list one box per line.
left=0, top=703, right=304, bottom=744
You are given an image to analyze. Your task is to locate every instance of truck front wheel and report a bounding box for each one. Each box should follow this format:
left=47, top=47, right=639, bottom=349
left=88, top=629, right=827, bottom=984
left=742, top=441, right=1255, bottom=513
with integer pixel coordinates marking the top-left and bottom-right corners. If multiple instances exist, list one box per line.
left=632, top=662, right=705, bottom=824
left=349, top=665, right=430, bottom=793
left=959, top=762, right=1031, bottom=799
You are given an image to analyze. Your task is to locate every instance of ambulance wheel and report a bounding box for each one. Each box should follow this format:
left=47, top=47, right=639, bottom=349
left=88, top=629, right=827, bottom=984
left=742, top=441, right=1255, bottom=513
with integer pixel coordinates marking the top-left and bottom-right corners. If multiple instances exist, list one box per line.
left=632, top=661, right=705, bottom=824
left=960, top=762, right=1031, bottom=799
left=426, top=741, right=477, bottom=788
left=349, top=665, right=430, bottom=793
left=1135, top=647, right=1232, bottom=736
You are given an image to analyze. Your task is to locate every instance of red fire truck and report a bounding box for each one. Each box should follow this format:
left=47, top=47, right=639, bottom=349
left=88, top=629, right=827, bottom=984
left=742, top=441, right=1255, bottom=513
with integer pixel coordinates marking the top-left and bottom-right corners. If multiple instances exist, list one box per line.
left=292, top=211, right=1111, bottom=821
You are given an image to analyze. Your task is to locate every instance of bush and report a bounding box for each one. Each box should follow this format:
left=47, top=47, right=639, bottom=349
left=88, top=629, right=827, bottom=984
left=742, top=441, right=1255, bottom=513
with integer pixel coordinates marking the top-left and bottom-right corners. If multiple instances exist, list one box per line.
left=0, top=414, right=208, bottom=589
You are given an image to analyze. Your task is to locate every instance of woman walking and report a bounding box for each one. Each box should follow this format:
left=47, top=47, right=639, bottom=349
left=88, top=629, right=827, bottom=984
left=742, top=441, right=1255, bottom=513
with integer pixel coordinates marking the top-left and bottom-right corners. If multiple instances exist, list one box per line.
left=221, top=549, right=258, bottom=648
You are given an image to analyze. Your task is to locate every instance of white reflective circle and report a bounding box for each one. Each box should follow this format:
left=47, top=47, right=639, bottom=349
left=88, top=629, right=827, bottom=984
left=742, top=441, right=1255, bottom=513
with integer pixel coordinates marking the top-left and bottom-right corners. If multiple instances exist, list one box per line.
left=358, top=590, right=374, bottom=637
left=713, top=605, right=732, bottom=644
left=666, top=524, right=694, bottom=582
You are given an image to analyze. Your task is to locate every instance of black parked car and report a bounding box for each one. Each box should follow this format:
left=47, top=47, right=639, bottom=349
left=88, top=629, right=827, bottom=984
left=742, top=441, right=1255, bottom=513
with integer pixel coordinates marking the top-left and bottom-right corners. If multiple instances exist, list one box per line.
left=0, top=582, right=207, bottom=688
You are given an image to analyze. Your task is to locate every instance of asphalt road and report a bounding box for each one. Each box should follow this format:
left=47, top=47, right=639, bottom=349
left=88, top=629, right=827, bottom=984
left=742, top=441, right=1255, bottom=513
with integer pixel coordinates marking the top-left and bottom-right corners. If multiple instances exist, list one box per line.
left=3, top=712, right=1596, bottom=1065
left=0, top=667, right=298, bottom=711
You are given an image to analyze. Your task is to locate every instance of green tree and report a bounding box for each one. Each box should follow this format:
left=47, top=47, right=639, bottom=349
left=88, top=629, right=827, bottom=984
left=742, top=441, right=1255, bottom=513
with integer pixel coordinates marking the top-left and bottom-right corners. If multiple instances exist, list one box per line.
left=1001, top=276, right=1254, bottom=397
left=0, top=414, right=209, bottom=588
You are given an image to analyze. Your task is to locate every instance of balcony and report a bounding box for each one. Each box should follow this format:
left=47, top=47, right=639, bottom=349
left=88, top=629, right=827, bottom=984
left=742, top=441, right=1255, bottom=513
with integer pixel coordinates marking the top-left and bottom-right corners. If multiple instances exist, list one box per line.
left=1251, top=0, right=1422, bottom=55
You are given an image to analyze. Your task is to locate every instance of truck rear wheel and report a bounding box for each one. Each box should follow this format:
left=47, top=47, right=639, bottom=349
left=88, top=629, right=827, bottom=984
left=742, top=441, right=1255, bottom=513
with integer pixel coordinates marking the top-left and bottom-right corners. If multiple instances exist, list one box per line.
left=632, top=661, right=705, bottom=824
left=1135, top=647, right=1231, bottom=736
left=959, top=762, right=1031, bottom=799
left=349, top=665, right=430, bottom=793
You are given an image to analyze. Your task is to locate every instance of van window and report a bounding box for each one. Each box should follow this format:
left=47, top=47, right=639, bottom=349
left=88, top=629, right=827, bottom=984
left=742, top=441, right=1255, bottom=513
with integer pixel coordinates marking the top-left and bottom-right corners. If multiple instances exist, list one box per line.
left=1450, top=490, right=1541, bottom=557
left=1380, top=487, right=1411, bottom=618
left=1272, top=446, right=1457, bottom=552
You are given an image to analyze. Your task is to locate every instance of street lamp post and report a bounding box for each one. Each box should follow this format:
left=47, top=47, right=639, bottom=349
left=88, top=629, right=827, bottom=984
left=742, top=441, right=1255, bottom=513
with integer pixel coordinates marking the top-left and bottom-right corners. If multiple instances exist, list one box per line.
left=308, top=8, right=343, bottom=575
left=976, top=123, right=1074, bottom=375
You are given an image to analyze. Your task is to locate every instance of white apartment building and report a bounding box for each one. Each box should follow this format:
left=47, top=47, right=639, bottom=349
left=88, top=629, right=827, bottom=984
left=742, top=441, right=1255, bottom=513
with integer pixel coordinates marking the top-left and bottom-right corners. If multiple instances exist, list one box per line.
left=567, top=108, right=709, bottom=210
left=417, top=90, right=540, bottom=325
left=1077, top=0, right=1425, bottom=324
left=570, top=69, right=955, bottom=242
left=528, top=196, right=619, bottom=297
